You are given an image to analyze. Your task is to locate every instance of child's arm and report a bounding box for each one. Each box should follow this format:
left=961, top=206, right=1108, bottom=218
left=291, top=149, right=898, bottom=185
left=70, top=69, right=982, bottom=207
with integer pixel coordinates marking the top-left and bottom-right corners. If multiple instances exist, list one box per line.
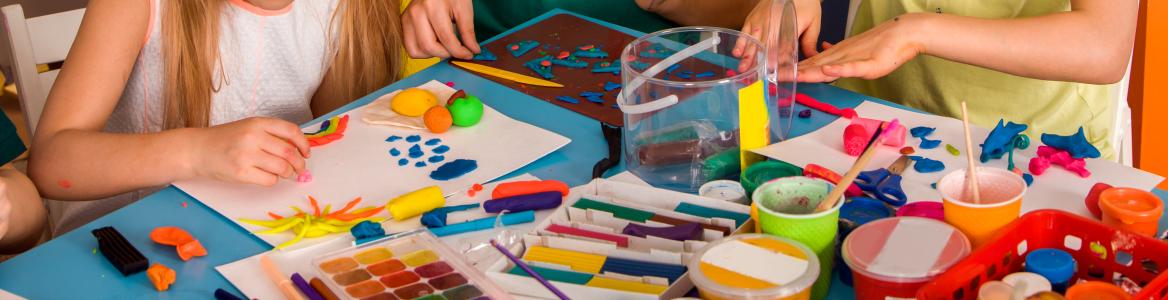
left=795, top=0, right=1137, bottom=84
left=402, top=0, right=479, bottom=59
left=29, top=0, right=309, bottom=201
left=0, top=165, right=46, bottom=254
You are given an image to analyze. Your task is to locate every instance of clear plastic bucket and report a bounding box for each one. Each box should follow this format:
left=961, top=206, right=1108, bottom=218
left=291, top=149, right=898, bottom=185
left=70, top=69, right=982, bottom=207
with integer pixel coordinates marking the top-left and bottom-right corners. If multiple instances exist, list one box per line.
left=618, top=1, right=797, bottom=192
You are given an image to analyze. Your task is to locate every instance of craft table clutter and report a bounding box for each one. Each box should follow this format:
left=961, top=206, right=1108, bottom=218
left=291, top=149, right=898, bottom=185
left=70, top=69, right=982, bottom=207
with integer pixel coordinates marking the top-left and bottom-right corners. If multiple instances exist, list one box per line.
left=5, top=9, right=1168, bottom=300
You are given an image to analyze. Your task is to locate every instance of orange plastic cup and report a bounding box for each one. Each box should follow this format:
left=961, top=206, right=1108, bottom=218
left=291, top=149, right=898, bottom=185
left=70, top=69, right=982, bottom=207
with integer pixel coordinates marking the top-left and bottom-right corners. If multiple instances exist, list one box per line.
left=1065, top=281, right=1131, bottom=300
left=938, top=168, right=1026, bottom=248
left=1099, top=188, right=1164, bottom=237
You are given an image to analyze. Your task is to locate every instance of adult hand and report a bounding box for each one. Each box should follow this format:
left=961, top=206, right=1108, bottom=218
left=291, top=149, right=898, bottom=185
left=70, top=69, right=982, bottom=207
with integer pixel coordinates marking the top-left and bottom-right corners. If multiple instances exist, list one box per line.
left=797, top=13, right=927, bottom=82
left=190, top=117, right=310, bottom=187
left=734, top=0, right=822, bottom=73
left=402, top=0, right=480, bottom=59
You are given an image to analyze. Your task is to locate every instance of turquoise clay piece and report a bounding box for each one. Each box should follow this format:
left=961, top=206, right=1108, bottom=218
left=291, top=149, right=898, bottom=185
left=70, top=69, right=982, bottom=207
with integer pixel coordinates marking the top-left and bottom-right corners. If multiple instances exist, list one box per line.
left=908, top=156, right=946, bottom=173
left=447, top=95, right=483, bottom=127
left=1040, top=127, right=1101, bottom=159
left=980, top=119, right=1029, bottom=162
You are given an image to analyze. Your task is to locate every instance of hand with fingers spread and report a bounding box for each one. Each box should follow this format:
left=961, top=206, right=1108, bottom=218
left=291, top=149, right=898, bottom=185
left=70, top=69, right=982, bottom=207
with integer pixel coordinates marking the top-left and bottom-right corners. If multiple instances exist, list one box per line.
left=402, top=0, right=480, bottom=59
left=796, top=14, right=926, bottom=82
left=192, top=118, right=311, bottom=187
left=734, top=0, right=821, bottom=73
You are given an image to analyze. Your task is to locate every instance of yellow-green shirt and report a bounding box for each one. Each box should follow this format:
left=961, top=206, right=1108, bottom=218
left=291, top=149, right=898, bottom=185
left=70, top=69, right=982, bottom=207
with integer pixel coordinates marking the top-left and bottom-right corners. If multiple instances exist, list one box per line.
left=835, top=0, right=1117, bottom=160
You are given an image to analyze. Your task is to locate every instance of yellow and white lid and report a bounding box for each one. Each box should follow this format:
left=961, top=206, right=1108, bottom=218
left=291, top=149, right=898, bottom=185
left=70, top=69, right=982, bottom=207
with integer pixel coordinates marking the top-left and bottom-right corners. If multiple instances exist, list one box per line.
left=688, top=234, right=819, bottom=298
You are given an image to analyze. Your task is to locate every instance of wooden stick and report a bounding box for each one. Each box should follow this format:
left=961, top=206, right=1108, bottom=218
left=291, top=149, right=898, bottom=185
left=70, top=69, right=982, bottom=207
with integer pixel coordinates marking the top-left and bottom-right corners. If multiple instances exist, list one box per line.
left=960, top=101, right=982, bottom=203
left=815, top=121, right=894, bottom=212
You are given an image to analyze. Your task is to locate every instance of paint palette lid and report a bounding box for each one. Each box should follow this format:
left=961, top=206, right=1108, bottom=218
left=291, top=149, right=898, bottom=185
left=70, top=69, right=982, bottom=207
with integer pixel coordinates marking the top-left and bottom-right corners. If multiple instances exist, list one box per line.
left=688, top=234, right=820, bottom=299
left=311, top=229, right=509, bottom=300
left=841, top=217, right=971, bottom=282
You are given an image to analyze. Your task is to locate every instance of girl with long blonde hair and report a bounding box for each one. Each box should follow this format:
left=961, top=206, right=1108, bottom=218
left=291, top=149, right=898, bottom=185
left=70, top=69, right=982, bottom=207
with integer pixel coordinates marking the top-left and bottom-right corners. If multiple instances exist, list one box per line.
left=29, top=0, right=407, bottom=233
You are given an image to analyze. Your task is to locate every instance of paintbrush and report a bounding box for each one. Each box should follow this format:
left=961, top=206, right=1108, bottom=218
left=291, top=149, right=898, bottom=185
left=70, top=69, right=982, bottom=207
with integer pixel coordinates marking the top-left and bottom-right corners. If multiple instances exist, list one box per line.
left=960, top=101, right=982, bottom=203
left=489, top=239, right=570, bottom=300
left=815, top=120, right=900, bottom=212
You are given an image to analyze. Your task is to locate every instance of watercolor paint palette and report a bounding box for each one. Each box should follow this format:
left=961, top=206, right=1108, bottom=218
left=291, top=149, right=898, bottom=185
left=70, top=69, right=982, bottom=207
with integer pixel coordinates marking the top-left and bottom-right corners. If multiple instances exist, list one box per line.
left=313, top=230, right=508, bottom=300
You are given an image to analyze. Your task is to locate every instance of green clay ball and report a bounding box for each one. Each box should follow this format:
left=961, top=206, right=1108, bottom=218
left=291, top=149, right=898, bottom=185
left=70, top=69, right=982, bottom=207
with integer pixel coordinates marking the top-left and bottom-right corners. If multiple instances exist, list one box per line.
left=447, top=95, right=484, bottom=127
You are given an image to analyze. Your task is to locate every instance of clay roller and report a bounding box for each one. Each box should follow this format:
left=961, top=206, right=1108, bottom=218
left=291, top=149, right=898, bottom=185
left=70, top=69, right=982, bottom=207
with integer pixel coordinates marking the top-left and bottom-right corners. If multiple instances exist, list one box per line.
left=384, top=186, right=447, bottom=220
left=483, top=191, right=564, bottom=213
left=429, top=210, right=536, bottom=237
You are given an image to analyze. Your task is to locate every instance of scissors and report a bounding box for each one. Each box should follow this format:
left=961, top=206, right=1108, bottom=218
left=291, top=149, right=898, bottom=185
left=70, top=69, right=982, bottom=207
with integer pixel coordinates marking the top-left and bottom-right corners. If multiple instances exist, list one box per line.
left=854, top=155, right=910, bottom=206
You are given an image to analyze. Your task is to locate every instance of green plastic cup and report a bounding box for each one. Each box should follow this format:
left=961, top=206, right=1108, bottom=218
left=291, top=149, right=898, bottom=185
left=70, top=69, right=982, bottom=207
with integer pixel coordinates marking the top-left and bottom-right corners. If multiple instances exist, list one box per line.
left=753, top=176, right=843, bottom=300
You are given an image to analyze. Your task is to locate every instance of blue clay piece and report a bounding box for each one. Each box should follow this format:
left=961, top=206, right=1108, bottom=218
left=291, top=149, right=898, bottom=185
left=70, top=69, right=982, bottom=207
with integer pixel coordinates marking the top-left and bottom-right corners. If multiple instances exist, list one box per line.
left=398, top=158, right=409, bottom=166
left=920, top=138, right=942, bottom=149
left=555, top=96, right=580, bottom=104
left=408, top=144, right=424, bottom=158
left=507, top=40, right=539, bottom=57
left=639, top=44, right=676, bottom=58
left=666, top=64, right=680, bottom=74
left=1040, top=127, right=1101, bottom=159
left=1023, top=173, right=1034, bottom=186
left=584, top=96, right=604, bottom=104
left=676, top=72, right=692, bottom=79
left=909, top=156, right=946, bottom=173
left=415, top=161, right=427, bottom=167
left=979, top=119, right=1029, bottom=162
left=572, top=45, right=609, bottom=58
left=433, top=145, right=451, bottom=154
left=406, top=135, right=421, bottom=143
left=425, top=138, right=441, bottom=146
left=428, top=155, right=445, bottom=163
left=524, top=56, right=556, bottom=79
left=389, top=148, right=401, bottom=157
left=591, top=60, right=620, bottom=74
left=611, top=103, right=619, bottom=109
left=580, top=91, right=604, bottom=97
left=798, top=109, right=812, bottom=118
left=552, top=56, right=588, bottom=68
left=472, top=48, right=497, bottom=61
left=931, top=182, right=937, bottom=189
left=910, top=126, right=935, bottom=138
left=386, top=135, right=402, bottom=142
left=695, top=71, right=715, bottom=78
left=604, top=82, right=621, bottom=91
left=350, top=221, right=385, bottom=240
left=429, top=159, right=478, bottom=181
left=629, top=61, right=649, bottom=70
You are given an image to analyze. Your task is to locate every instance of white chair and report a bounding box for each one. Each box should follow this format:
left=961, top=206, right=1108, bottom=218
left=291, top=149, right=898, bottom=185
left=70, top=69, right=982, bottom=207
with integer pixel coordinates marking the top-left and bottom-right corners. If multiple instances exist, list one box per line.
left=0, top=4, right=85, bottom=137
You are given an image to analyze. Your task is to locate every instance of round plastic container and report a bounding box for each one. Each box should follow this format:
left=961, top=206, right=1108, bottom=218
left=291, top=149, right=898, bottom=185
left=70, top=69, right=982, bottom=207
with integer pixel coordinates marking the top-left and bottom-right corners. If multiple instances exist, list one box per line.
left=842, top=217, right=971, bottom=300
left=1065, top=281, right=1132, bottom=300
left=1002, top=272, right=1052, bottom=297
left=978, top=281, right=1015, bottom=300
left=689, top=234, right=819, bottom=300
left=895, top=201, right=944, bottom=221
left=1098, top=187, right=1164, bottom=237
left=618, top=0, right=798, bottom=193
left=837, top=197, right=895, bottom=286
left=1025, top=248, right=1077, bottom=292
left=754, top=176, right=843, bottom=299
left=700, top=180, right=749, bottom=204
left=741, top=160, right=804, bottom=198
left=938, top=168, right=1026, bottom=247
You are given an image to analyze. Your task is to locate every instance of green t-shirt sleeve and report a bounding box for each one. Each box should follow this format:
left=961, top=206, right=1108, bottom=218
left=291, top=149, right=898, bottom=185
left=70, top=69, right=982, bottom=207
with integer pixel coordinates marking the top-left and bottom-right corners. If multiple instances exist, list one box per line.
left=0, top=112, right=26, bottom=165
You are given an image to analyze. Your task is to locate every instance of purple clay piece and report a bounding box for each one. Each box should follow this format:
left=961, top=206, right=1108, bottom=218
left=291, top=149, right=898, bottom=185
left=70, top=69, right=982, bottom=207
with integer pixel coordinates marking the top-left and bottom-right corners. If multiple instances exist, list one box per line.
left=555, top=96, right=580, bottom=104
left=389, top=148, right=401, bottom=157
left=603, top=82, right=622, bottom=91
left=429, top=159, right=478, bottom=181
left=398, top=159, right=409, bottom=166
left=908, top=156, right=946, bottom=173
left=415, top=161, right=427, bottom=167
left=386, top=135, right=402, bottom=142
left=482, top=191, right=563, bottom=213
left=304, top=119, right=330, bottom=135
left=433, top=145, right=451, bottom=154
left=406, top=135, right=422, bottom=143
left=980, top=119, right=1030, bottom=162
left=1040, top=127, right=1101, bottom=159
left=428, top=155, right=445, bottom=163
left=798, top=109, right=812, bottom=118
left=425, top=138, right=442, bottom=146
left=621, top=222, right=702, bottom=241
left=408, top=144, right=425, bottom=158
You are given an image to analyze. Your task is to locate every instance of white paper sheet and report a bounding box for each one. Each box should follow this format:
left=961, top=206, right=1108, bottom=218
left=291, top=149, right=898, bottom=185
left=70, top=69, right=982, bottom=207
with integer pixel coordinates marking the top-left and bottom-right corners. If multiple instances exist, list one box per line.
left=176, top=80, right=571, bottom=248
left=217, top=175, right=561, bottom=300
left=752, top=102, right=1163, bottom=216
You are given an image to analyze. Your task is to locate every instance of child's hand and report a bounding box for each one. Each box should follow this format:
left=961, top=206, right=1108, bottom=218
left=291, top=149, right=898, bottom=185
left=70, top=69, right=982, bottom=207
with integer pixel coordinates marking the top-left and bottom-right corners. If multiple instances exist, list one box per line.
left=796, top=13, right=927, bottom=82
left=402, top=0, right=479, bottom=60
left=734, top=0, right=822, bottom=73
left=0, top=180, right=9, bottom=239
left=190, top=117, right=310, bottom=186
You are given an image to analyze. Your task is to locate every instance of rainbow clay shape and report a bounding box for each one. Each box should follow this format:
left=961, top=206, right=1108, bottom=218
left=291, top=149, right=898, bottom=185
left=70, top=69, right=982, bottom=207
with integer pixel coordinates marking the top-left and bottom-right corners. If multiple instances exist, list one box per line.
left=1040, top=127, right=1101, bottom=159
left=482, top=191, right=563, bottom=213
left=147, top=263, right=176, bottom=291
left=386, top=186, right=446, bottom=220
left=447, top=95, right=483, bottom=127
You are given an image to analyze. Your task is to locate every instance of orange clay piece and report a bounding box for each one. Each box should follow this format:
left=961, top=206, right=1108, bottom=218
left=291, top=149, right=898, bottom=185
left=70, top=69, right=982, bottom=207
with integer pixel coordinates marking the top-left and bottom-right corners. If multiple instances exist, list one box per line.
left=327, top=197, right=364, bottom=218
left=150, top=226, right=207, bottom=261
left=492, top=180, right=570, bottom=198
left=310, top=196, right=321, bottom=216
left=900, top=146, right=915, bottom=155
left=424, top=106, right=453, bottom=133
left=331, top=206, right=385, bottom=222
left=147, top=263, right=176, bottom=291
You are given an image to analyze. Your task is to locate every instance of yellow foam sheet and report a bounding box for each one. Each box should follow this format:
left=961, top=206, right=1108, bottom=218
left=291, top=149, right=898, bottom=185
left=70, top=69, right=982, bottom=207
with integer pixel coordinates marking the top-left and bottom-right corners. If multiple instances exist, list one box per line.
left=738, top=81, right=769, bottom=174
left=700, top=239, right=808, bottom=288
left=586, top=276, right=669, bottom=294
left=523, top=246, right=606, bottom=274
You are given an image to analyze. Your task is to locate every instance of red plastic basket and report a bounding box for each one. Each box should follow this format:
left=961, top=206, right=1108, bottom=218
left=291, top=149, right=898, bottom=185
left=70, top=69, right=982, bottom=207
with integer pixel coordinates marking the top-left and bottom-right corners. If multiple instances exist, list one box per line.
left=917, top=209, right=1168, bottom=300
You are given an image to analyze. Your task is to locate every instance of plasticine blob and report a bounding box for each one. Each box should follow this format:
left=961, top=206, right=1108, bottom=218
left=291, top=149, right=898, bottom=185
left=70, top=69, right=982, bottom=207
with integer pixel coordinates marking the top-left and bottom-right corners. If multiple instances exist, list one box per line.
left=423, top=106, right=453, bottom=133
left=447, top=95, right=484, bottom=127
left=391, top=88, right=438, bottom=117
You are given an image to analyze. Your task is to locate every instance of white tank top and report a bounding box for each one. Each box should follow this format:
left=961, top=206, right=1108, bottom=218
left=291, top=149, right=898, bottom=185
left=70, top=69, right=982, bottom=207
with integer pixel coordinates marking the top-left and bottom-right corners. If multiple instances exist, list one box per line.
left=50, top=0, right=340, bottom=234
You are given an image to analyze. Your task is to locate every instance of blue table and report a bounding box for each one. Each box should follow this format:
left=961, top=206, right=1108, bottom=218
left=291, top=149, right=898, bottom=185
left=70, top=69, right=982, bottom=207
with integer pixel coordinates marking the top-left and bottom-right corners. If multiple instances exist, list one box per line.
left=1, top=9, right=1164, bottom=299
